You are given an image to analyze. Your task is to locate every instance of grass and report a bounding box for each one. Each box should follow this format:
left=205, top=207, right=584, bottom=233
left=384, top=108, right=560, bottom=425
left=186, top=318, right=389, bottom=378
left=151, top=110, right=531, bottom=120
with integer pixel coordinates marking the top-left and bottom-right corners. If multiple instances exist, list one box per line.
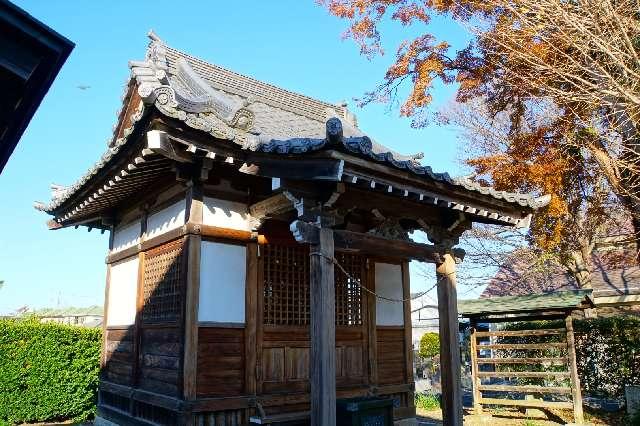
left=415, top=392, right=440, bottom=410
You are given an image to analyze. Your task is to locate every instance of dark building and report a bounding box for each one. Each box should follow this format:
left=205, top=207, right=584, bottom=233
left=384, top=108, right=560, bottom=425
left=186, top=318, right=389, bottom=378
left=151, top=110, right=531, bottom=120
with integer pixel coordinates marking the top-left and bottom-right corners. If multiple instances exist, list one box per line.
left=0, top=0, right=73, bottom=173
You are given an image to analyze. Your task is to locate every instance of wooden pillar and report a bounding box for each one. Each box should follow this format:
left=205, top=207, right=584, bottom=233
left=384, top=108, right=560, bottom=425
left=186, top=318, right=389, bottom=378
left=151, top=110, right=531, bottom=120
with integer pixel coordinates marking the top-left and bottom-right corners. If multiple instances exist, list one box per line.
left=366, top=258, right=378, bottom=387
left=100, top=225, right=115, bottom=370
left=436, top=253, right=463, bottom=426
left=132, top=212, right=147, bottom=390
left=565, top=314, right=584, bottom=424
left=183, top=180, right=203, bottom=400
left=402, top=262, right=415, bottom=408
left=469, top=318, right=482, bottom=414
left=245, top=243, right=259, bottom=396
left=310, top=227, right=336, bottom=426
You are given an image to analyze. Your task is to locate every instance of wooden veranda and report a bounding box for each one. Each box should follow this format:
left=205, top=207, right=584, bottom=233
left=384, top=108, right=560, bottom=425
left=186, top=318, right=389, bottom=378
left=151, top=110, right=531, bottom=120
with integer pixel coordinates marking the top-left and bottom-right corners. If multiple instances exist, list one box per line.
left=459, top=290, right=595, bottom=425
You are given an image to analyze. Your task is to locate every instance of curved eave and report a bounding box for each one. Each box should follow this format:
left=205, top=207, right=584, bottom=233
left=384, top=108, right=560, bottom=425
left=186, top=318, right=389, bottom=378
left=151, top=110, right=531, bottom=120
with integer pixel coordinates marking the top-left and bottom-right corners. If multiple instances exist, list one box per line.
left=35, top=34, right=550, bottom=229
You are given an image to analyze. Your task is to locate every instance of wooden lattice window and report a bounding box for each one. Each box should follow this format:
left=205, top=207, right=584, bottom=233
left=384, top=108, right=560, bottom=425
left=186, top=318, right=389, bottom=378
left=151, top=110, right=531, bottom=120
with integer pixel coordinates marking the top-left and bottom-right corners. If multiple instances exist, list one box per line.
left=335, top=252, right=364, bottom=326
left=263, top=244, right=310, bottom=326
left=262, top=244, right=364, bottom=326
left=142, top=239, right=185, bottom=323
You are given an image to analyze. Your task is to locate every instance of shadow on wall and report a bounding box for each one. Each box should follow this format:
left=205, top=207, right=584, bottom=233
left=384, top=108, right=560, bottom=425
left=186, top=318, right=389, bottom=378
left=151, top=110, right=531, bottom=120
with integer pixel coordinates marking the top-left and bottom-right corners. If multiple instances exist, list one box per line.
left=101, top=238, right=186, bottom=424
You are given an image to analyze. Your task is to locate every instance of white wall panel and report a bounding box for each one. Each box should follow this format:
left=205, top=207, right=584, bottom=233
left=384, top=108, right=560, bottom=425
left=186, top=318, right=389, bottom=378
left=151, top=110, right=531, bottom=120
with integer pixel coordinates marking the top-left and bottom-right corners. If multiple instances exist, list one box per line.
left=112, top=220, right=141, bottom=253
left=198, top=241, right=247, bottom=323
left=146, top=199, right=185, bottom=239
left=203, top=197, right=251, bottom=231
left=375, top=262, right=405, bottom=326
left=106, top=257, right=139, bottom=326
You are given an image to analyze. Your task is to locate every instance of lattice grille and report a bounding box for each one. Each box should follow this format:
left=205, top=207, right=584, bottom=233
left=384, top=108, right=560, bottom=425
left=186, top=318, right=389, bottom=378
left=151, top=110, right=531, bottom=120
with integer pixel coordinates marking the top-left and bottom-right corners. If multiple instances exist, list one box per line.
left=263, top=244, right=310, bottom=326
left=262, top=244, right=364, bottom=326
left=142, top=239, right=184, bottom=323
left=335, top=252, right=364, bottom=326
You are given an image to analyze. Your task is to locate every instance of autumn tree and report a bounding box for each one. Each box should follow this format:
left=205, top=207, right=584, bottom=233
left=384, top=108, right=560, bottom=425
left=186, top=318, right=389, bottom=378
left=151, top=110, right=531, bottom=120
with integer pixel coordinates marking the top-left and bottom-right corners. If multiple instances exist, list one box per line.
left=442, top=98, right=627, bottom=288
left=322, top=0, right=640, bottom=248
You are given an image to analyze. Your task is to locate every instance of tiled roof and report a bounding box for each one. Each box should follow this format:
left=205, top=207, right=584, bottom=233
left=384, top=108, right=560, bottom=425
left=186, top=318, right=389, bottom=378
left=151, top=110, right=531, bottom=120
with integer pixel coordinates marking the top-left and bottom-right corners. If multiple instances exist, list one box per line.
left=459, top=289, right=593, bottom=316
left=37, top=32, right=550, bottom=216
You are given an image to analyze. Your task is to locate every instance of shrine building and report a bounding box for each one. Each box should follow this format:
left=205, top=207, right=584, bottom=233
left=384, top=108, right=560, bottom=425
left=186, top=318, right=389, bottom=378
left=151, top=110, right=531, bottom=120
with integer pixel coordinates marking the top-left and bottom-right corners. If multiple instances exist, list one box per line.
left=36, top=32, right=549, bottom=426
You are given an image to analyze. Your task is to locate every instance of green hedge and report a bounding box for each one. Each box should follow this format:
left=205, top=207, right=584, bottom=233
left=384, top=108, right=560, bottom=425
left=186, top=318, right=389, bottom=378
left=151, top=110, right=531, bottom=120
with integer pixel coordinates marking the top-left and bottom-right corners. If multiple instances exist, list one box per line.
left=499, top=316, right=640, bottom=398
left=0, top=319, right=101, bottom=424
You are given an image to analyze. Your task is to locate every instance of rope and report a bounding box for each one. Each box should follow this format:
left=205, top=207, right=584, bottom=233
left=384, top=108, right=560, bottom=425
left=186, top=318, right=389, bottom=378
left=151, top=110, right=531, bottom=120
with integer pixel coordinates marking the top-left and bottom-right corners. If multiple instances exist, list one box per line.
left=309, top=251, right=453, bottom=303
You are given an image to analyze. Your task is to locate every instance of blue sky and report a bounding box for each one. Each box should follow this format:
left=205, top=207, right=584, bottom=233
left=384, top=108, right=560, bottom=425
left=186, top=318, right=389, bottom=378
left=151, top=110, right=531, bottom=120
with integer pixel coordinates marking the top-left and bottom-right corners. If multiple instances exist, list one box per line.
left=0, top=1, right=473, bottom=314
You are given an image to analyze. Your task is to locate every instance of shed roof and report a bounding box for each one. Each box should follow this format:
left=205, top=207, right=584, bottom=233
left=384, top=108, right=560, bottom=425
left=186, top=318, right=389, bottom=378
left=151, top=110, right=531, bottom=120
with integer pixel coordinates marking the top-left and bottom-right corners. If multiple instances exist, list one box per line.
left=35, top=32, right=550, bottom=228
left=458, top=290, right=594, bottom=317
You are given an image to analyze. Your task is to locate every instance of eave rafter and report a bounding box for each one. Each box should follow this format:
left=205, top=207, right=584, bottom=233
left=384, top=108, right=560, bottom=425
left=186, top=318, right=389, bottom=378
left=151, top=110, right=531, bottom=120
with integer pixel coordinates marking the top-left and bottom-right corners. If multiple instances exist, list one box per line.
left=339, top=171, right=531, bottom=228
left=44, top=126, right=539, bottom=232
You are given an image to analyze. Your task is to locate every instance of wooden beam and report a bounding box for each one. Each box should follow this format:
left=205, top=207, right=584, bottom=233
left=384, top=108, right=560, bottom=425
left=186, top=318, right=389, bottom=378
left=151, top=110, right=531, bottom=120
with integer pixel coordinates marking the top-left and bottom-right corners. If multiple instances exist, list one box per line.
left=477, top=343, right=567, bottom=350
left=594, top=294, right=640, bottom=306
left=436, top=253, right=463, bottom=426
left=468, top=313, right=568, bottom=323
left=248, top=192, right=295, bottom=223
left=309, top=227, right=336, bottom=426
left=566, top=315, right=585, bottom=424
left=479, top=384, right=572, bottom=394
left=477, top=371, right=571, bottom=378
left=290, top=220, right=443, bottom=263
left=479, top=398, right=574, bottom=410
left=475, top=329, right=565, bottom=338
left=147, top=130, right=191, bottom=163
left=477, top=357, right=567, bottom=365
left=240, top=157, right=344, bottom=181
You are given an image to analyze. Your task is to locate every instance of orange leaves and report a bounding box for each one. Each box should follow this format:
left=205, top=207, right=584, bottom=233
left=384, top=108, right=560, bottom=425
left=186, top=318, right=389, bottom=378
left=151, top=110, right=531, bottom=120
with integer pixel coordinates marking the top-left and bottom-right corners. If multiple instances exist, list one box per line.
left=322, top=0, right=633, bottom=258
left=464, top=125, right=580, bottom=251
left=391, top=3, right=430, bottom=25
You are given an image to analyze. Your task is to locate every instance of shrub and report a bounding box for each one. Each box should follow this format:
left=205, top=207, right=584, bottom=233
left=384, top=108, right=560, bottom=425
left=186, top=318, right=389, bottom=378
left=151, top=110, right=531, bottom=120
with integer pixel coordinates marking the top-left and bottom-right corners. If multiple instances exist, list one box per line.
left=419, top=332, right=440, bottom=359
left=0, top=318, right=101, bottom=424
left=415, top=392, right=440, bottom=410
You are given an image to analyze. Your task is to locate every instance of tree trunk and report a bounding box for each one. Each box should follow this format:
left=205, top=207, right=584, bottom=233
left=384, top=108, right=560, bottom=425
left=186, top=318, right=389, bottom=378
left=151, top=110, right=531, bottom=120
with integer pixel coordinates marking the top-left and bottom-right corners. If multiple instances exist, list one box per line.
left=564, top=249, right=592, bottom=289
left=585, top=136, right=640, bottom=258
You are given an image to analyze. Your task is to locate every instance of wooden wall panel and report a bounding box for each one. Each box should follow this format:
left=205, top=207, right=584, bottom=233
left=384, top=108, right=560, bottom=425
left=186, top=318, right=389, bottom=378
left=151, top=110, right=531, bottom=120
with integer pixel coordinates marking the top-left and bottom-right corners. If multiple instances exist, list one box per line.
left=377, top=327, right=406, bottom=385
left=103, top=328, right=135, bottom=386
left=138, top=326, right=182, bottom=396
left=197, top=327, right=245, bottom=398
left=259, top=327, right=367, bottom=394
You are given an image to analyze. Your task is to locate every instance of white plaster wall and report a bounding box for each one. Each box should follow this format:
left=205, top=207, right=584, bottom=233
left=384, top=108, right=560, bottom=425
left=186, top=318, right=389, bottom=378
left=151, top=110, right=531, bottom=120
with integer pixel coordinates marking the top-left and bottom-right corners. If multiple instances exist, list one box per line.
left=375, top=262, right=405, bottom=326
left=146, top=199, right=185, bottom=239
left=198, top=241, right=247, bottom=323
left=112, top=220, right=141, bottom=252
left=106, top=257, right=139, bottom=326
left=203, top=196, right=251, bottom=231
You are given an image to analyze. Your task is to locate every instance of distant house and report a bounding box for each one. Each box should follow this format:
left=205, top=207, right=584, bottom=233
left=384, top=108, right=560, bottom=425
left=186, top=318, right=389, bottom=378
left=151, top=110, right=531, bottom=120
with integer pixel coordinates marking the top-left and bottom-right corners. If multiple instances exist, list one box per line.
left=482, top=233, right=640, bottom=314
left=4, top=306, right=103, bottom=327
left=410, top=292, right=439, bottom=351
left=33, top=306, right=103, bottom=327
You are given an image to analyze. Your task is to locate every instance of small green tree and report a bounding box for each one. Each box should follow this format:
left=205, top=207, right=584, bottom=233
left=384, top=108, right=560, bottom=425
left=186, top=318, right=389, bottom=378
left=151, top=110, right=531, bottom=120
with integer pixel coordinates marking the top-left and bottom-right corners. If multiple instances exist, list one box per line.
left=419, top=332, right=440, bottom=359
